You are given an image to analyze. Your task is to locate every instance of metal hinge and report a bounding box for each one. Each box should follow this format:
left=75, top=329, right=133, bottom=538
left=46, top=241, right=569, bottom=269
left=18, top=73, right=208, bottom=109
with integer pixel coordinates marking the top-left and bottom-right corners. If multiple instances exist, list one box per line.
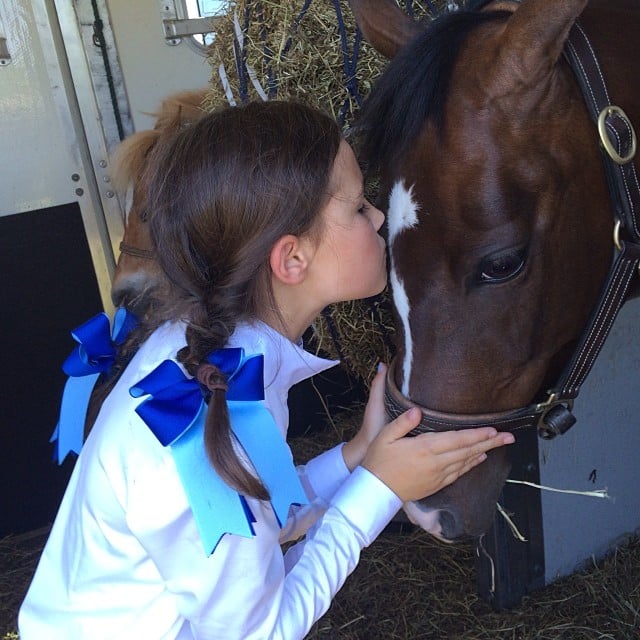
left=158, top=1, right=218, bottom=46
left=162, top=17, right=216, bottom=42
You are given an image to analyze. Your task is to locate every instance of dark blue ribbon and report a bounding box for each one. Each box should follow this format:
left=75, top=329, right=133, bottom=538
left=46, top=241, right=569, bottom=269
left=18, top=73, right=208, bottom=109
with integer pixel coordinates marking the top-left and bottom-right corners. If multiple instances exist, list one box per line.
left=131, top=347, right=309, bottom=555
left=50, top=308, right=139, bottom=464
left=131, top=348, right=264, bottom=445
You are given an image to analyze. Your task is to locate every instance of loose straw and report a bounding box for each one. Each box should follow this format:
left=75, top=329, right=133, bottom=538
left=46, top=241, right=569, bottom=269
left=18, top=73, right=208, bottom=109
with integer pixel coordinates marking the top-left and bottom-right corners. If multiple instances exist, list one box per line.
left=506, top=479, right=611, bottom=500
left=496, top=502, right=527, bottom=542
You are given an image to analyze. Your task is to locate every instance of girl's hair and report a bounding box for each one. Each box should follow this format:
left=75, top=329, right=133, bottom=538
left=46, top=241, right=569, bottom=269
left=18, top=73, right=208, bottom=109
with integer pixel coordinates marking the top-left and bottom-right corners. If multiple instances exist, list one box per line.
left=135, top=100, right=342, bottom=499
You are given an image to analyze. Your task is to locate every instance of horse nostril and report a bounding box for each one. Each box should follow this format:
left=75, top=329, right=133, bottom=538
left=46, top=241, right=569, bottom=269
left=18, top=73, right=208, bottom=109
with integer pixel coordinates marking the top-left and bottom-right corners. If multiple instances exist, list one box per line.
left=439, top=509, right=464, bottom=540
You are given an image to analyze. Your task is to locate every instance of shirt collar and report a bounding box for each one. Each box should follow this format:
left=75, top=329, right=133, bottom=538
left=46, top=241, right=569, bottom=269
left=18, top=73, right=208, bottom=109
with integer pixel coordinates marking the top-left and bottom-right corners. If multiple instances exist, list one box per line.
left=227, top=320, right=339, bottom=395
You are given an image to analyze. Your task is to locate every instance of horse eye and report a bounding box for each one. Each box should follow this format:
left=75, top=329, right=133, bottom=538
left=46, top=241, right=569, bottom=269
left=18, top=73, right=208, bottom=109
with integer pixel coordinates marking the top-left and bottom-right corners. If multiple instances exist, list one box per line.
left=479, top=249, right=526, bottom=283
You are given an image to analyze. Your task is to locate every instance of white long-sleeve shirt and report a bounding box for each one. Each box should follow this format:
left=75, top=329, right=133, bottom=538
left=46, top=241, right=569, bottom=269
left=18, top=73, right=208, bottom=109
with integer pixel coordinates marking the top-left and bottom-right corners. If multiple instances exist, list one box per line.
left=19, top=320, right=402, bottom=639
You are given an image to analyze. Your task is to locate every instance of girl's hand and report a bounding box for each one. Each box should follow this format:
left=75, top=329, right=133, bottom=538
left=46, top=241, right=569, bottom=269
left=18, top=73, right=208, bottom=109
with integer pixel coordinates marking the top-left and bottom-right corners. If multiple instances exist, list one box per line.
left=342, top=363, right=389, bottom=472
left=362, top=408, right=515, bottom=503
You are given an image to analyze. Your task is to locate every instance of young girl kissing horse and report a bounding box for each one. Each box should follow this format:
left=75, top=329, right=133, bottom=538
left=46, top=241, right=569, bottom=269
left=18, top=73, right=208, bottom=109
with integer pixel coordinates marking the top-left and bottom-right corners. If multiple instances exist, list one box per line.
left=19, top=101, right=513, bottom=639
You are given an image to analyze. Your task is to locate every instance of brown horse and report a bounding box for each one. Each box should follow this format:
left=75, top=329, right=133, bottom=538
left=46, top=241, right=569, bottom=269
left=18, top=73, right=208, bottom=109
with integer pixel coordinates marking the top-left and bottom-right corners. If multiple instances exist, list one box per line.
left=110, top=89, right=209, bottom=315
left=349, top=0, right=640, bottom=540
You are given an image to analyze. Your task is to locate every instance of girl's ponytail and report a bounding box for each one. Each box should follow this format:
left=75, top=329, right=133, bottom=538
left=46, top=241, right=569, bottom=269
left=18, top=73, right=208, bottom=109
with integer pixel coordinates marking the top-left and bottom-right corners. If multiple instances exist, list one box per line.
left=179, top=317, right=269, bottom=500
left=197, top=362, right=269, bottom=500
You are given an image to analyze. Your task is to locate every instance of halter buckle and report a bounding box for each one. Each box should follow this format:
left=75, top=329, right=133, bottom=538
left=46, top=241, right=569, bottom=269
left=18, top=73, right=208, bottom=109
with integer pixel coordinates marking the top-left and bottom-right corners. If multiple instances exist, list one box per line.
left=535, top=392, right=576, bottom=440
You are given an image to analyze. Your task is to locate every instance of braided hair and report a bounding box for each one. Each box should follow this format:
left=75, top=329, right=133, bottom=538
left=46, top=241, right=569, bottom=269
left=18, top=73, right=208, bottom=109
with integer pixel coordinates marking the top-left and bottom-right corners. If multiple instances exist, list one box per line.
left=142, top=101, right=342, bottom=498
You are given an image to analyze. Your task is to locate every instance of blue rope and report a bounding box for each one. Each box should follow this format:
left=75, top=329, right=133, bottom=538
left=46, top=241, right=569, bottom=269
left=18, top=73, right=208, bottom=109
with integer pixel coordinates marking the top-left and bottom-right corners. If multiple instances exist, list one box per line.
left=237, top=0, right=314, bottom=100
left=423, top=0, right=441, bottom=15
left=281, top=0, right=314, bottom=59
left=332, top=0, right=364, bottom=125
left=233, top=3, right=252, bottom=103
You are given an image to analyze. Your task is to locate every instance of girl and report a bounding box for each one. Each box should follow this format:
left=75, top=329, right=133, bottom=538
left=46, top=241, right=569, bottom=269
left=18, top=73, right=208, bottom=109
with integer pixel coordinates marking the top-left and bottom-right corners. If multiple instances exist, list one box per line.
left=19, top=101, right=513, bottom=639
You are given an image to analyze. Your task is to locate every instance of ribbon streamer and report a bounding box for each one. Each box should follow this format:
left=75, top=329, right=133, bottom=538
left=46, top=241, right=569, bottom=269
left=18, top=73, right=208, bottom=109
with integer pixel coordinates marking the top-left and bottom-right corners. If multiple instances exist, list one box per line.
left=50, top=308, right=139, bottom=464
left=131, top=348, right=309, bottom=554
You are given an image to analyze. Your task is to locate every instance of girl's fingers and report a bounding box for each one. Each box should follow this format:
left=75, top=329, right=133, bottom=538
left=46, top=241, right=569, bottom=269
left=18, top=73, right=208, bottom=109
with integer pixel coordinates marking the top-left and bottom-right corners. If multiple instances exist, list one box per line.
left=365, top=417, right=515, bottom=501
left=436, top=451, right=490, bottom=489
left=362, top=364, right=388, bottom=430
left=384, top=407, right=423, bottom=440
left=370, top=363, right=387, bottom=399
left=438, top=433, right=512, bottom=476
left=457, top=451, right=489, bottom=476
left=419, top=427, right=514, bottom=456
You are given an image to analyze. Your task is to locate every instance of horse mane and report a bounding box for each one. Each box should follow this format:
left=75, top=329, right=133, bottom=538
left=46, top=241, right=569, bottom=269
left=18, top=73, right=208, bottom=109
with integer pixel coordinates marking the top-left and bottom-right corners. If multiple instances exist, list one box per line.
left=111, top=89, right=210, bottom=197
left=355, top=2, right=508, bottom=172
left=149, top=89, right=210, bottom=131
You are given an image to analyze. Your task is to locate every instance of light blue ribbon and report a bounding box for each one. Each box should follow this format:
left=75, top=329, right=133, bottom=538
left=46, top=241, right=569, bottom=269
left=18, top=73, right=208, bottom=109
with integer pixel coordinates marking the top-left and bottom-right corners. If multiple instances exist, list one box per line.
left=130, top=348, right=309, bottom=555
left=50, top=308, right=139, bottom=464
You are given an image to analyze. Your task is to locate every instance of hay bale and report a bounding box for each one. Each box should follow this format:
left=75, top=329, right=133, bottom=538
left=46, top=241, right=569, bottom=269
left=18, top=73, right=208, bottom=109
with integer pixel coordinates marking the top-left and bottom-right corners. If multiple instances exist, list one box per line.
left=205, top=0, right=402, bottom=123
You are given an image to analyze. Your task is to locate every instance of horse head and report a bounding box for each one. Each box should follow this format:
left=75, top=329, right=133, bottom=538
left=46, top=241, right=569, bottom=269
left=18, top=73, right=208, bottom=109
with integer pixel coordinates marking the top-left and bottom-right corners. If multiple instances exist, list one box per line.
left=110, top=89, right=209, bottom=315
left=350, top=0, right=637, bottom=540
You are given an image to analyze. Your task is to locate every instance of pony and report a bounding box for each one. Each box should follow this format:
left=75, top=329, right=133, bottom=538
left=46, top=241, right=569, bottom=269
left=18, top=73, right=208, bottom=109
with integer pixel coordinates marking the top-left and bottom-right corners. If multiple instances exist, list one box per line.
left=348, top=0, right=640, bottom=541
left=110, top=89, right=209, bottom=315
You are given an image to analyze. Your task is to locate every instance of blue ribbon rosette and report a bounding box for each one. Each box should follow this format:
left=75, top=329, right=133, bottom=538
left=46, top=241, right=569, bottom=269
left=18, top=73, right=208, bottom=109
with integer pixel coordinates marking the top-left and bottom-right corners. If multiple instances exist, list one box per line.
left=50, top=308, right=139, bottom=464
left=130, top=347, right=309, bottom=555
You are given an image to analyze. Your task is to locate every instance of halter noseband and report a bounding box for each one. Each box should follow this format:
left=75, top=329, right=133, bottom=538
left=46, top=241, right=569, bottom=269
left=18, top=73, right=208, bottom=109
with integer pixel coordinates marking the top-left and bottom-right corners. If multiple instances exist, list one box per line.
left=385, top=19, right=640, bottom=440
left=119, top=241, right=155, bottom=260
left=384, top=359, right=572, bottom=439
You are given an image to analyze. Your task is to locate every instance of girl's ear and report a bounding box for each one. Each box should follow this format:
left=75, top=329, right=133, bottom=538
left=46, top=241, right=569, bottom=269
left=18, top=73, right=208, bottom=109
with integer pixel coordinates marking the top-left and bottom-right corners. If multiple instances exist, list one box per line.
left=269, top=234, right=312, bottom=285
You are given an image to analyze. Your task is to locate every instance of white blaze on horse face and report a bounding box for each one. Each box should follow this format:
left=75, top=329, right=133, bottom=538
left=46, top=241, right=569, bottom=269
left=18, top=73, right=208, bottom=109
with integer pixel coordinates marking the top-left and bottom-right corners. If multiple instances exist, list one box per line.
left=124, top=184, right=134, bottom=224
left=387, top=181, right=420, bottom=397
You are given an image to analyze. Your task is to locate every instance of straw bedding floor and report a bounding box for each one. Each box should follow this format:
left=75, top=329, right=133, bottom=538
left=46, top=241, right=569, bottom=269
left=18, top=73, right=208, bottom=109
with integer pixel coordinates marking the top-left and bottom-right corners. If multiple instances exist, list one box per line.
left=2, top=408, right=639, bottom=639
left=2, top=516, right=639, bottom=639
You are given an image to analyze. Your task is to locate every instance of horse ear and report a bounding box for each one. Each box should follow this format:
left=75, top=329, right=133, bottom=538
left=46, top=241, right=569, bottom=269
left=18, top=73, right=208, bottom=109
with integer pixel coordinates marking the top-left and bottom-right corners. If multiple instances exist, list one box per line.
left=493, top=0, right=588, bottom=87
left=111, top=130, right=160, bottom=193
left=348, top=0, right=422, bottom=59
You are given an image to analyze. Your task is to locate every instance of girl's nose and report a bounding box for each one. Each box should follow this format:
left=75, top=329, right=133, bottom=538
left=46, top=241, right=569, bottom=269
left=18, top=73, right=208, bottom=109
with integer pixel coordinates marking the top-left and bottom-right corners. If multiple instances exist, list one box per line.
left=368, top=202, right=385, bottom=231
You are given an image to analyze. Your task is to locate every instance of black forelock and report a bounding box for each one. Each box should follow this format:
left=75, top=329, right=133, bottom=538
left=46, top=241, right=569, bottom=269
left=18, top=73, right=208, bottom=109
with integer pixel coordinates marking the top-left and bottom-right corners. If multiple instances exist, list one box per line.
left=354, top=1, right=508, bottom=172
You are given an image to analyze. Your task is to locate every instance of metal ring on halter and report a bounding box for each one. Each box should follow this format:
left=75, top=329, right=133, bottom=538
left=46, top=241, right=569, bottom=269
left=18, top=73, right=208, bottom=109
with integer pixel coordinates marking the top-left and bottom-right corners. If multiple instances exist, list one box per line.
left=613, top=218, right=623, bottom=251
left=597, top=105, right=637, bottom=165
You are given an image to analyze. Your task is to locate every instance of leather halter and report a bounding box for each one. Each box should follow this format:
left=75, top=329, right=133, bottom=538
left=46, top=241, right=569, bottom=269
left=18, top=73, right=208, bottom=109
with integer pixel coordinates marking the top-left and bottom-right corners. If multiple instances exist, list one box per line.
left=386, top=19, right=640, bottom=440
left=119, top=241, right=155, bottom=260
